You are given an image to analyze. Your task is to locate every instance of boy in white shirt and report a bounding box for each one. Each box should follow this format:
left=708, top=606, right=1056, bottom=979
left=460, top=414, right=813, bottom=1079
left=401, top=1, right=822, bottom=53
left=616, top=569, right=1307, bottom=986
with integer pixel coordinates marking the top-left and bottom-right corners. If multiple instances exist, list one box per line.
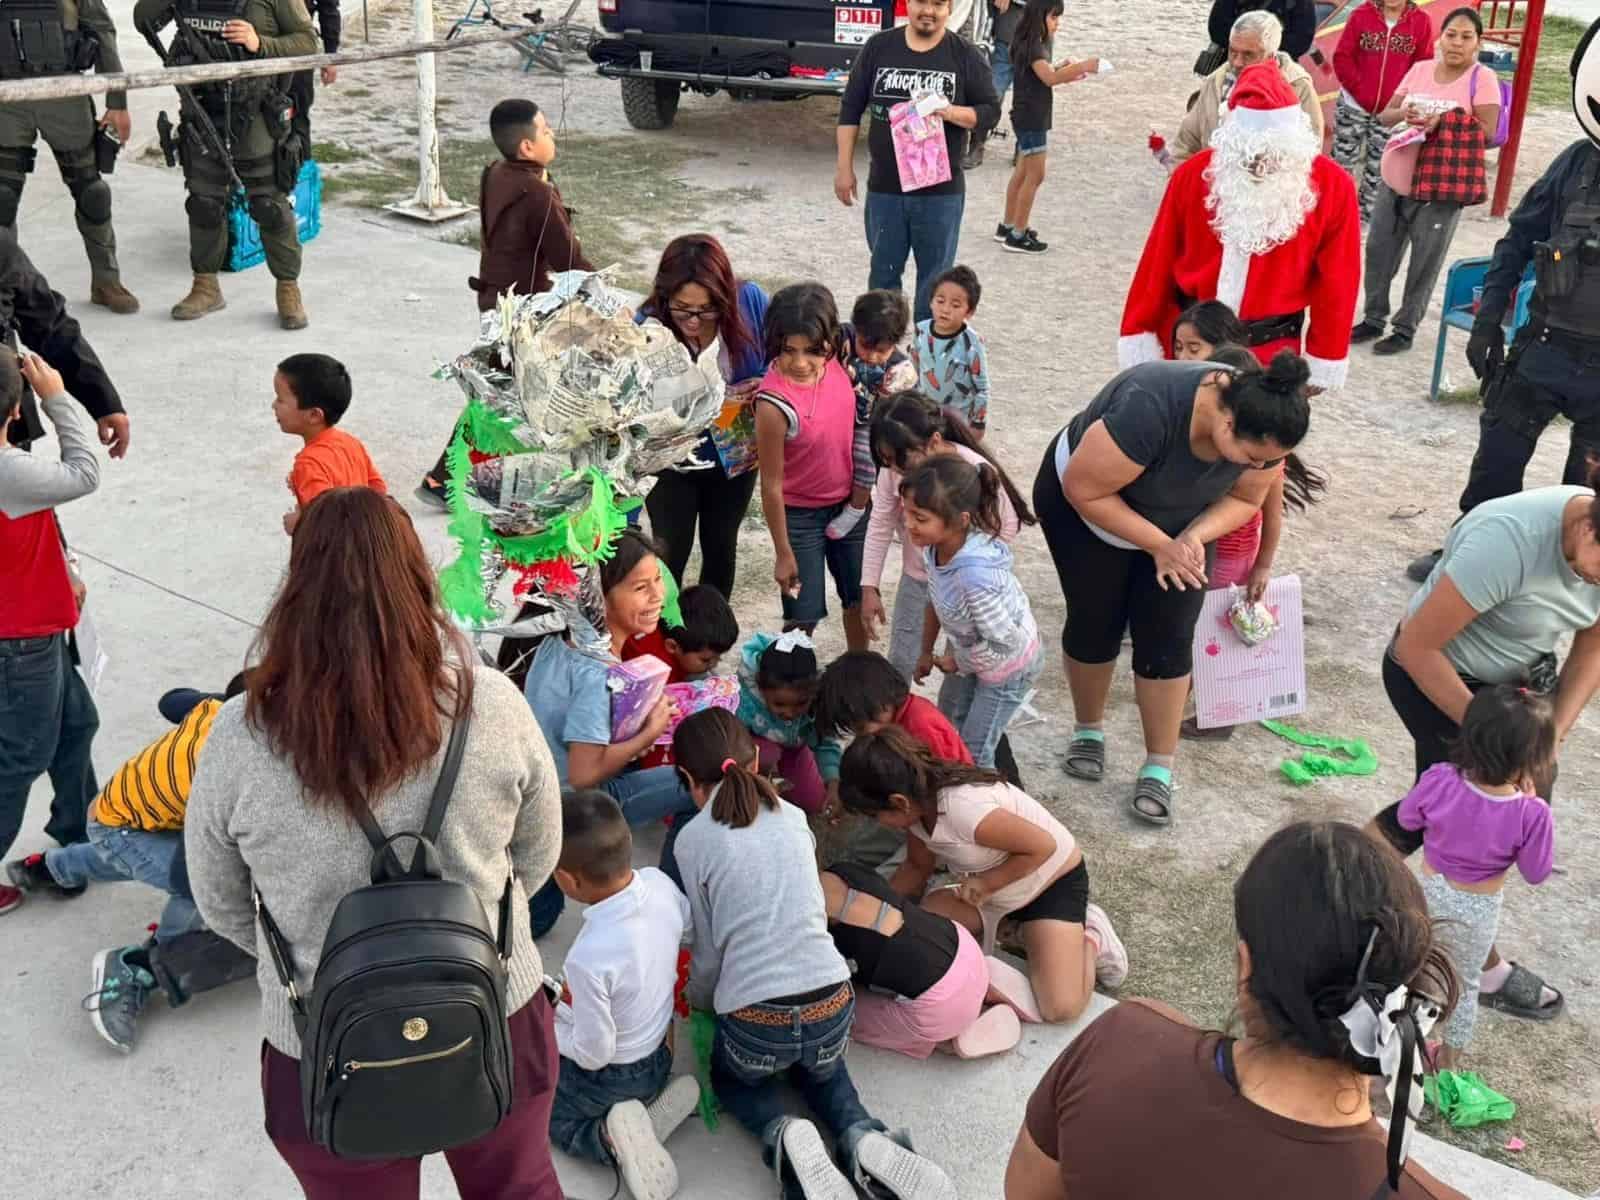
left=550, top=791, right=701, bottom=1200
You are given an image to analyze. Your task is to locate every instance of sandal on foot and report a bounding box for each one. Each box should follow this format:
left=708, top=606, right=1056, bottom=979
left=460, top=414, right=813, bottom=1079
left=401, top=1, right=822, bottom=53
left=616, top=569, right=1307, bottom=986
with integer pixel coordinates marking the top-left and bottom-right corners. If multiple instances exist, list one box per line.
left=984, top=955, right=1042, bottom=1023
left=1063, top=734, right=1105, bottom=781
left=1478, top=962, right=1564, bottom=1021
left=950, top=1005, right=1022, bottom=1058
left=1130, top=770, right=1173, bottom=826
left=1083, top=902, right=1129, bottom=989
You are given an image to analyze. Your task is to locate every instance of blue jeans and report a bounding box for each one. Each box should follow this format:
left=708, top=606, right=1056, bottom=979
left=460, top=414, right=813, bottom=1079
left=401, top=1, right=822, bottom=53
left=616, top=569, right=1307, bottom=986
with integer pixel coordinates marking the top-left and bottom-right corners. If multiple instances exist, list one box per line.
left=0, top=633, right=98, bottom=861
left=530, top=766, right=696, bottom=934
left=937, top=648, right=1043, bottom=768
left=46, top=819, right=203, bottom=942
left=991, top=38, right=1013, bottom=100
left=864, top=190, right=966, bottom=324
left=781, top=501, right=867, bottom=627
left=712, top=985, right=884, bottom=1174
left=549, top=1040, right=674, bottom=1164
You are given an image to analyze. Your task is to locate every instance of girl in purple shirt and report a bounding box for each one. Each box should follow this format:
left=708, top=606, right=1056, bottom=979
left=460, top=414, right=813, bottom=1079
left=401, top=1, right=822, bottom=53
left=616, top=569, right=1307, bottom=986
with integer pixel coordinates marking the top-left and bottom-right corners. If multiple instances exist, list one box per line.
left=1396, top=684, right=1555, bottom=1066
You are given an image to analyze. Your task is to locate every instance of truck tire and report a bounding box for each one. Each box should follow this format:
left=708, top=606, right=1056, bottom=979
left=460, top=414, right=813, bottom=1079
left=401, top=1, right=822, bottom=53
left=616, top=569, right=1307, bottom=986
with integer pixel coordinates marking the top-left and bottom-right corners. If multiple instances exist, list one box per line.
left=620, top=77, right=682, bottom=130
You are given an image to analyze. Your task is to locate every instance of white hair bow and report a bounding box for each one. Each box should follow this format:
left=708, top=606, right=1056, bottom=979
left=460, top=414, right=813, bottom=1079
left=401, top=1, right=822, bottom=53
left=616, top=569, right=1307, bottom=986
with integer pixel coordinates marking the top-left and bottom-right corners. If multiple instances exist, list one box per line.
left=772, top=630, right=815, bottom=653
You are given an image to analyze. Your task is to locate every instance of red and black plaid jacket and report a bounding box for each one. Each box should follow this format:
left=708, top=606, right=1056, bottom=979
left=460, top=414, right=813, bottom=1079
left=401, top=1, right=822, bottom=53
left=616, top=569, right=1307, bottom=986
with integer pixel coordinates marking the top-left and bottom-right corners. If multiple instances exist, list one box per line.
left=1412, top=108, right=1488, bottom=206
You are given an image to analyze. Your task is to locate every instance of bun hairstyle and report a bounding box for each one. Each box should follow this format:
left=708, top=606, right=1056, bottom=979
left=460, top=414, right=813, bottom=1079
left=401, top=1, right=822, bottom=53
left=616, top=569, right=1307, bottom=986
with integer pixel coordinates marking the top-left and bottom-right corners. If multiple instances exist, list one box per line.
left=1452, top=684, right=1556, bottom=789
left=1216, top=349, right=1312, bottom=448
left=899, top=455, right=1006, bottom=539
left=673, top=708, right=782, bottom=829
left=1232, top=821, right=1458, bottom=1070
left=838, top=727, right=1005, bottom=818
left=763, top=281, right=845, bottom=366
left=870, top=390, right=1037, bottom=525
left=755, top=636, right=820, bottom=691
left=1206, top=345, right=1327, bottom=511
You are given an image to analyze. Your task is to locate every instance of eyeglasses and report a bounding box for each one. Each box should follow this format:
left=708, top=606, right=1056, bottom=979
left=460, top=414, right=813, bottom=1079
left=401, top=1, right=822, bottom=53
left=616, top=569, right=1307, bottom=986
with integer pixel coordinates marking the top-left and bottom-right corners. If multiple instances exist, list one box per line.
left=668, top=304, right=721, bottom=323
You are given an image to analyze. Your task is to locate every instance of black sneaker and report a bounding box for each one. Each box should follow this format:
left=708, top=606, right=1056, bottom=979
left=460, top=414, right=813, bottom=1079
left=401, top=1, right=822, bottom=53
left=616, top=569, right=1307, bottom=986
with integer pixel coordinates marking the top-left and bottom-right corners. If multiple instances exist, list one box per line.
left=993, top=223, right=1012, bottom=243
left=1003, top=229, right=1048, bottom=254
left=6, top=853, right=85, bottom=899
left=1350, top=319, right=1385, bottom=344
left=1374, top=331, right=1414, bottom=356
left=414, top=477, right=448, bottom=511
left=960, top=141, right=985, bottom=171
left=1406, top=549, right=1443, bottom=583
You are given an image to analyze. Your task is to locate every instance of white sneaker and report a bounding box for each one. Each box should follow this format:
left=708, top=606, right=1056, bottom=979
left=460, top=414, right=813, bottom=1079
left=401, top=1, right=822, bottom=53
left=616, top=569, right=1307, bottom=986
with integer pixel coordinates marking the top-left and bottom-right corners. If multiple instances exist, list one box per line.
left=603, top=1099, right=678, bottom=1200
left=853, top=1130, right=957, bottom=1200
left=645, top=1074, right=701, bottom=1144
left=774, top=1119, right=855, bottom=1200
left=1084, top=902, right=1129, bottom=989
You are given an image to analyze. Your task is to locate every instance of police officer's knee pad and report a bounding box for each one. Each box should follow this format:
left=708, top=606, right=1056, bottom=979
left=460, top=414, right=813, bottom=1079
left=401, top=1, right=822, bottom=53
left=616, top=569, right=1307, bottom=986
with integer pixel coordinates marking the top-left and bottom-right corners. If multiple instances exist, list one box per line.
left=248, top=194, right=291, bottom=232
left=185, top=193, right=227, bottom=230
left=0, top=183, right=22, bottom=227
left=70, top=175, right=112, bottom=224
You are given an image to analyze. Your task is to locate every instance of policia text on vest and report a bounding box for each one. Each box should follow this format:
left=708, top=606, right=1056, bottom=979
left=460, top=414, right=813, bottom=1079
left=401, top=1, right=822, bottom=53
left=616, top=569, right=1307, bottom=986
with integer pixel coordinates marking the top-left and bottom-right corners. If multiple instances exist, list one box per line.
left=0, top=0, right=140, bottom=313
left=133, top=0, right=317, bottom=329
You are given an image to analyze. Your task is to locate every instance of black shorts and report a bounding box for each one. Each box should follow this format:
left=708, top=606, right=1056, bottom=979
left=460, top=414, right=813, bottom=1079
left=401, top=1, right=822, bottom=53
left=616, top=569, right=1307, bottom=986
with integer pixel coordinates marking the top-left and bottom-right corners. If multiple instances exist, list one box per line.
left=1009, top=858, right=1089, bottom=926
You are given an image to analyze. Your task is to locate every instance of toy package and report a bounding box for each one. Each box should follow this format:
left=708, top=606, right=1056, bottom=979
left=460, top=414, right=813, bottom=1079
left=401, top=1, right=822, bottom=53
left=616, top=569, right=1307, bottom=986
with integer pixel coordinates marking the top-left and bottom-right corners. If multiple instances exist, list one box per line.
left=656, top=675, right=741, bottom=746
left=888, top=92, right=953, bottom=192
left=608, top=654, right=671, bottom=742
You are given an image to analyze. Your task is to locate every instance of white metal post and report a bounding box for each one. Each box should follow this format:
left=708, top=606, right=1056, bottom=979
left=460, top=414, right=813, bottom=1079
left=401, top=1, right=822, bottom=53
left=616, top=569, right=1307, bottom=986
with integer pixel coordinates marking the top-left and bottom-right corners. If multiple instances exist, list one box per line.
left=386, top=0, right=475, bottom=221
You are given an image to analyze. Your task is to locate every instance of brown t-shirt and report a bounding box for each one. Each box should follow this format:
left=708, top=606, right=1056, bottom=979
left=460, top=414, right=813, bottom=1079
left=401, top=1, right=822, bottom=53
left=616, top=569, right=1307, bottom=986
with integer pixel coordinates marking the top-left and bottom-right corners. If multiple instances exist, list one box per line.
left=1024, top=1001, right=1466, bottom=1200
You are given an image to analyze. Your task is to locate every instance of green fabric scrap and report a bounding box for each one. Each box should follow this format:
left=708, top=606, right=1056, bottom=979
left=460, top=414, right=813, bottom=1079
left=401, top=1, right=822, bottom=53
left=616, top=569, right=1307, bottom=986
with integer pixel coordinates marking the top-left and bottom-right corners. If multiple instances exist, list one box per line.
left=1259, top=720, right=1379, bottom=785
left=689, top=1008, right=721, bottom=1131
left=1424, top=1070, right=1516, bottom=1128
left=437, top=426, right=495, bottom=624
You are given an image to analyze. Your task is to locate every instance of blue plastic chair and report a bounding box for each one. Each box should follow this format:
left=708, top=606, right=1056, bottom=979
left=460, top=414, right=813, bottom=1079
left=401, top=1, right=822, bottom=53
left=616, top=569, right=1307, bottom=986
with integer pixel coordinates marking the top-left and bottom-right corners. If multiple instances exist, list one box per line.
left=1429, top=256, right=1537, bottom=400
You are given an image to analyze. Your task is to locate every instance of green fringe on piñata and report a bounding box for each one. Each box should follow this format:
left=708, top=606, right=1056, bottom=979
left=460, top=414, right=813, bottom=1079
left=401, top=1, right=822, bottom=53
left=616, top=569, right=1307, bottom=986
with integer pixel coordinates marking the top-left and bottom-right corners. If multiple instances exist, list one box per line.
left=460, top=397, right=529, bottom=458
left=689, top=1008, right=721, bottom=1130
left=438, top=425, right=495, bottom=624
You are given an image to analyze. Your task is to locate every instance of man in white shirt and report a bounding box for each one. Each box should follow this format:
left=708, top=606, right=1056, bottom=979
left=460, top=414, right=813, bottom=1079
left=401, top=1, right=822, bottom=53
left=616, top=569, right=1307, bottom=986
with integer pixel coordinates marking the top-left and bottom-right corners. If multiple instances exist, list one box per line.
left=549, top=792, right=700, bottom=1200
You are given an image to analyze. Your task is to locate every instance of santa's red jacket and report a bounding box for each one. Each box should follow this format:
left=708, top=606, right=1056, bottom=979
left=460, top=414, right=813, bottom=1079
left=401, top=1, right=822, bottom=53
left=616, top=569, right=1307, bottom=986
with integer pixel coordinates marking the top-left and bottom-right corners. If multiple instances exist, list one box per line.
left=1118, top=150, right=1362, bottom=392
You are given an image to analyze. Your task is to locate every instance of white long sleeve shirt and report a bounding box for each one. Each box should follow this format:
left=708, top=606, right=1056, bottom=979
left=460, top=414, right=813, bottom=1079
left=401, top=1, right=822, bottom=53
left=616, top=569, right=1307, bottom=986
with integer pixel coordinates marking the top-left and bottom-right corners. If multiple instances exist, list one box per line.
left=554, top=867, right=690, bottom=1070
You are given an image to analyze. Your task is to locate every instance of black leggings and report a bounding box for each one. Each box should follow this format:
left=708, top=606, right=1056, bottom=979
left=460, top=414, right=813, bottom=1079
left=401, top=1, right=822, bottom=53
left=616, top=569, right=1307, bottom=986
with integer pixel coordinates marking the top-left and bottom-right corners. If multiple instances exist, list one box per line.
left=1032, top=439, right=1207, bottom=681
left=645, top=463, right=759, bottom=601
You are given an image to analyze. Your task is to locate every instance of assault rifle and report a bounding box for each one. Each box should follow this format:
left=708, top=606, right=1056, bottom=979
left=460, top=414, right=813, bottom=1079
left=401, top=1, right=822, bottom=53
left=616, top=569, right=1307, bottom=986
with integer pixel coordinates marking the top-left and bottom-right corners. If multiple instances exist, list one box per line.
left=137, top=7, right=244, bottom=194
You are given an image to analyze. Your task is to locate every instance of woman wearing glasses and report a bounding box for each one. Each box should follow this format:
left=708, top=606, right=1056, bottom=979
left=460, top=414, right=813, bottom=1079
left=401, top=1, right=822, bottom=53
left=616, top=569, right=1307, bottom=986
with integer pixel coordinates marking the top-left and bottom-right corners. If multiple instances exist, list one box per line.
left=1031, top=351, right=1310, bottom=826
left=637, top=234, right=771, bottom=601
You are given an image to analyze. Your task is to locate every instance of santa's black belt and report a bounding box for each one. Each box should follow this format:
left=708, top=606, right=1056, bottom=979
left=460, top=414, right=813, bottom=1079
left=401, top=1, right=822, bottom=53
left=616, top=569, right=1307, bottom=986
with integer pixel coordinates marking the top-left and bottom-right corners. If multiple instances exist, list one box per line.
left=1174, top=291, right=1306, bottom=348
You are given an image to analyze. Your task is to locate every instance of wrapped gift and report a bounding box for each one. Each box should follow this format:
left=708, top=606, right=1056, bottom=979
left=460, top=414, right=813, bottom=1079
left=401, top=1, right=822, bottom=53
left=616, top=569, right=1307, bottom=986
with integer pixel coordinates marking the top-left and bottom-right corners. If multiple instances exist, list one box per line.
left=656, top=675, right=741, bottom=745
left=888, top=93, right=952, bottom=193
left=608, top=654, right=671, bottom=742
left=1226, top=585, right=1278, bottom=646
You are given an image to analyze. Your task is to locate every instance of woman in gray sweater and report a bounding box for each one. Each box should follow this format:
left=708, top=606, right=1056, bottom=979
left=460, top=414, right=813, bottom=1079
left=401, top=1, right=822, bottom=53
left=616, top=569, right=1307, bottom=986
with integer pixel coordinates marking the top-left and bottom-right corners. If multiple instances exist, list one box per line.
left=185, top=488, right=564, bottom=1199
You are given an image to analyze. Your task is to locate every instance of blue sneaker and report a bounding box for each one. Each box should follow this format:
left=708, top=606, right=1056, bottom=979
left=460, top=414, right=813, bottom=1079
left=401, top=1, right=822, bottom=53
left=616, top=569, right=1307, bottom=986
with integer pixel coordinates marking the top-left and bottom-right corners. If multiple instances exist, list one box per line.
left=84, top=947, right=154, bottom=1053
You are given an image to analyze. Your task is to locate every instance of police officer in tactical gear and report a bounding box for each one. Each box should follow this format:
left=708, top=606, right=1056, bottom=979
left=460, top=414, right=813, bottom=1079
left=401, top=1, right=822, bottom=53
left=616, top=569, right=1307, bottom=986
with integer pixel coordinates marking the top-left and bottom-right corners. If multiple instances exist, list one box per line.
left=0, top=0, right=140, bottom=314
left=1406, top=17, right=1600, bottom=582
left=133, top=0, right=317, bottom=329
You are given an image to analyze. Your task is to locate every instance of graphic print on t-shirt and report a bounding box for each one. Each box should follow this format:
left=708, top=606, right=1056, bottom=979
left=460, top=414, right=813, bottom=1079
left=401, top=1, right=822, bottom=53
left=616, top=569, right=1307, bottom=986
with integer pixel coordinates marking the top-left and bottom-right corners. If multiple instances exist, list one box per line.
left=869, top=66, right=958, bottom=117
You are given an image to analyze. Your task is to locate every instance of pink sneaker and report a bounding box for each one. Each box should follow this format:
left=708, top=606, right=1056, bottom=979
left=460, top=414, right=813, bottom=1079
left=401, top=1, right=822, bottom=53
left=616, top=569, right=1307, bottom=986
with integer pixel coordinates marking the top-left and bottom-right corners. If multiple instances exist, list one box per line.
left=951, top=1005, right=1022, bottom=1059
left=0, top=884, right=23, bottom=916
left=1084, top=903, right=1128, bottom=989
left=984, top=955, right=1042, bottom=1023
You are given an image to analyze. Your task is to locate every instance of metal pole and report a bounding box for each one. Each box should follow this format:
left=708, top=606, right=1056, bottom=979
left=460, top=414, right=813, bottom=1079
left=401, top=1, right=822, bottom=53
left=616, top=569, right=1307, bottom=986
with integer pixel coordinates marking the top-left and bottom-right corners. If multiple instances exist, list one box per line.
left=363, top=0, right=370, bottom=42
left=1490, top=0, right=1544, bottom=218
left=386, top=0, right=475, bottom=222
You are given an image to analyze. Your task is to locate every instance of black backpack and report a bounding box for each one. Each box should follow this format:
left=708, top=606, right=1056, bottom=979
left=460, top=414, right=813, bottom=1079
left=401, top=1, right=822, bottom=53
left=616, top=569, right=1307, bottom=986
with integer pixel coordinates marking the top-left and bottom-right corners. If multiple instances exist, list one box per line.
left=255, top=709, right=518, bottom=1159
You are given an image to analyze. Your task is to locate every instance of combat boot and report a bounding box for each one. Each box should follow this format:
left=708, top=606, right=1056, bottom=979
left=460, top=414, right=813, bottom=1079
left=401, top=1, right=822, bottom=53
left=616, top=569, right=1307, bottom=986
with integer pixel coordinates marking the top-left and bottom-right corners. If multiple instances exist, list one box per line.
left=171, top=274, right=225, bottom=321
left=89, top=277, right=140, bottom=315
left=276, top=280, right=308, bottom=331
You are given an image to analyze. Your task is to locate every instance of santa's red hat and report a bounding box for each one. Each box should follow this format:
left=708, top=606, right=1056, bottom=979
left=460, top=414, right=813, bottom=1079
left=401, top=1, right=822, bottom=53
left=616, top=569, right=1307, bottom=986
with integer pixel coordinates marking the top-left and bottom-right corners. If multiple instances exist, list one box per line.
left=1226, top=62, right=1304, bottom=134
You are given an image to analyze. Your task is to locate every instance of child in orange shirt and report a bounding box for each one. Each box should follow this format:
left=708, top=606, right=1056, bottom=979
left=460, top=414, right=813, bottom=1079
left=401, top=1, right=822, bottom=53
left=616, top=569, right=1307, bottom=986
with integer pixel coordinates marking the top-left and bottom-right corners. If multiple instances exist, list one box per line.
left=273, top=353, right=387, bottom=535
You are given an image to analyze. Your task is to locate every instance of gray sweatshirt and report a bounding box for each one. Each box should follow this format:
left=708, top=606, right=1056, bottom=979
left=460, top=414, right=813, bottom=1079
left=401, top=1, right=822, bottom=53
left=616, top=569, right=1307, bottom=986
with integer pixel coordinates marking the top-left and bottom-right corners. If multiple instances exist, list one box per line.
left=185, top=664, right=562, bottom=1057
left=677, top=799, right=849, bottom=1015
left=0, top=391, right=99, bottom=518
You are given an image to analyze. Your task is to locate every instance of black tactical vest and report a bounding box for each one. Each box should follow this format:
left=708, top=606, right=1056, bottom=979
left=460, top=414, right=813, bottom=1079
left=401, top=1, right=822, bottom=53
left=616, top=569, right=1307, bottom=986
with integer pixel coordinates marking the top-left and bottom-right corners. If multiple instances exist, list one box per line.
left=170, top=0, right=251, bottom=64
left=1533, top=148, right=1600, bottom=339
left=0, top=0, right=95, bottom=78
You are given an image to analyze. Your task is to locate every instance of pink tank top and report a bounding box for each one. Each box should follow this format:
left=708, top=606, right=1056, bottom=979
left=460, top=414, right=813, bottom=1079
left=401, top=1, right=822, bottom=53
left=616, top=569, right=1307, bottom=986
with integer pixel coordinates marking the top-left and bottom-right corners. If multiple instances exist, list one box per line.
left=757, top=357, right=857, bottom=508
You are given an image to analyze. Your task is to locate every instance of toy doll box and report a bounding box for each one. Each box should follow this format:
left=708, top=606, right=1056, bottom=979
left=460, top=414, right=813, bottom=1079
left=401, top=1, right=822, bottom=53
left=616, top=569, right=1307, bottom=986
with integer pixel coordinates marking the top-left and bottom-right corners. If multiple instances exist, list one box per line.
left=1192, top=574, right=1306, bottom=729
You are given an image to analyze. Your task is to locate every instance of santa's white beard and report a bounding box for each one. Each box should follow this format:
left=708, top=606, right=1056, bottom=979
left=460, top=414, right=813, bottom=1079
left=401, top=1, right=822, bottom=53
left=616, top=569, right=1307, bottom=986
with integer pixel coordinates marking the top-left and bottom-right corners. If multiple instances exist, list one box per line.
left=1204, top=118, right=1321, bottom=255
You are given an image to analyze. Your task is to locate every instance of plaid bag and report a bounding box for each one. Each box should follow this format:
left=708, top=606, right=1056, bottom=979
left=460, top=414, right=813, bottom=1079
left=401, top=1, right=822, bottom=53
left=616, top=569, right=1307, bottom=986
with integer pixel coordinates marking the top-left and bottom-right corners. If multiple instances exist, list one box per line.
left=1412, top=108, right=1487, bottom=206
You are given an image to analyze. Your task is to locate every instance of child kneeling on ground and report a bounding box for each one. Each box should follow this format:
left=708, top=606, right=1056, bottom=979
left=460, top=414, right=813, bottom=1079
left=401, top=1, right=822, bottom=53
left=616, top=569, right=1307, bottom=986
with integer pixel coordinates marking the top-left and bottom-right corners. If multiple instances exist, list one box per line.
left=549, top=791, right=702, bottom=1200
left=673, top=709, right=957, bottom=1200
left=838, top=729, right=1126, bottom=1025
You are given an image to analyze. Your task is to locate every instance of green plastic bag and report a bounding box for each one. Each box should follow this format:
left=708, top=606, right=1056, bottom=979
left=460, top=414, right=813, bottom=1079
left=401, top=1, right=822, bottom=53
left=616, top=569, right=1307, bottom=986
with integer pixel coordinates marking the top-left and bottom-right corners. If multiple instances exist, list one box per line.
left=1424, top=1069, right=1517, bottom=1128
left=1259, top=720, right=1379, bottom=785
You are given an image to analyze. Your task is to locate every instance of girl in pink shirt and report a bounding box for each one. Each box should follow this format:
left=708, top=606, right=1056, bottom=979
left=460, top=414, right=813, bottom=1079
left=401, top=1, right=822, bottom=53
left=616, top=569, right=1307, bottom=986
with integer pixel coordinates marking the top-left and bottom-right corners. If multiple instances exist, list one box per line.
left=754, top=284, right=869, bottom=649
left=838, top=728, right=1127, bottom=1026
left=1396, top=684, right=1557, bottom=1065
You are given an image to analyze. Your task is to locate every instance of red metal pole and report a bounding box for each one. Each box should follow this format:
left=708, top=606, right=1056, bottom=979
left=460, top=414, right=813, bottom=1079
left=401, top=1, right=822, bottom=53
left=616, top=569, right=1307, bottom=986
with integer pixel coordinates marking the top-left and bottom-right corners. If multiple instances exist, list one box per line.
left=1492, top=0, right=1545, bottom=216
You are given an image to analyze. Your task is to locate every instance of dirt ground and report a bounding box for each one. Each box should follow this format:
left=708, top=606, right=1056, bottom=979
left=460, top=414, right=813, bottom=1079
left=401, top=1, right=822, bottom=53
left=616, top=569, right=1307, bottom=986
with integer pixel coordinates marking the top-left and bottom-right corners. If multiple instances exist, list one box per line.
left=312, top=1, right=1599, bottom=1188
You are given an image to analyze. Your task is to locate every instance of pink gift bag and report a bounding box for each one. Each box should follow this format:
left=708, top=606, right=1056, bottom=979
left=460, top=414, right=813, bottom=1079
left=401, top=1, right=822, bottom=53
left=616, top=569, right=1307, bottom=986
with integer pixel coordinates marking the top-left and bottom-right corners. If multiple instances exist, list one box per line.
left=654, top=676, right=741, bottom=745
left=888, top=97, right=952, bottom=193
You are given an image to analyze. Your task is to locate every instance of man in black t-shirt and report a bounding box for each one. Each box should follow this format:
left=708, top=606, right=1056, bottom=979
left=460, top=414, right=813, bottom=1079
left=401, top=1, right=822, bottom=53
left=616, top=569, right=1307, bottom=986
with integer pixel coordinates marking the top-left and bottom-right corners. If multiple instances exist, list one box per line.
left=835, top=0, right=999, bottom=323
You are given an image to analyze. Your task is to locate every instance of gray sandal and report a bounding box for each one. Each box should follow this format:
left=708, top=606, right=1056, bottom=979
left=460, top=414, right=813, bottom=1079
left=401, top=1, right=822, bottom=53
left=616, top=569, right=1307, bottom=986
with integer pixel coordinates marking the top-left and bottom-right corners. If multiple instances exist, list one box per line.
left=1130, top=774, right=1173, bottom=825
left=1478, top=962, right=1564, bottom=1021
left=1064, top=735, right=1105, bottom=781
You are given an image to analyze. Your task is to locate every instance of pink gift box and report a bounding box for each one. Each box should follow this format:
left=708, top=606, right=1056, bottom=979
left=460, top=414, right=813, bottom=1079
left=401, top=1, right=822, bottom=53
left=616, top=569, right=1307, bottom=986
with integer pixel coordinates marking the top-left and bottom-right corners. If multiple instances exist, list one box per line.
left=655, top=676, right=741, bottom=745
left=608, top=654, right=671, bottom=742
left=888, top=98, right=952, bottom=193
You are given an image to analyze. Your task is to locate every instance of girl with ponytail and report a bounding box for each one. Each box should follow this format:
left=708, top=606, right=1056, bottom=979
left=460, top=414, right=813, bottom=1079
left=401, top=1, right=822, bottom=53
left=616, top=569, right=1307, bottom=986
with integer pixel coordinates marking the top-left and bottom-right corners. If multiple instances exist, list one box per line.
left=899, top=455, right=1043, bottom=769
left=670, top=709, right=957, bottom=1197
left=863, top=389, right=1036, bottom=682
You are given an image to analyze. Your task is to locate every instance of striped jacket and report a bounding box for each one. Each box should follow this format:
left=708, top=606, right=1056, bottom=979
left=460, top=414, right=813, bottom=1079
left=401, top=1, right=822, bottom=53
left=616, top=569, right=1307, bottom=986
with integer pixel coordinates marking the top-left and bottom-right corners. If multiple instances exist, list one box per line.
left=90, top=699, right=221, bottom=831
